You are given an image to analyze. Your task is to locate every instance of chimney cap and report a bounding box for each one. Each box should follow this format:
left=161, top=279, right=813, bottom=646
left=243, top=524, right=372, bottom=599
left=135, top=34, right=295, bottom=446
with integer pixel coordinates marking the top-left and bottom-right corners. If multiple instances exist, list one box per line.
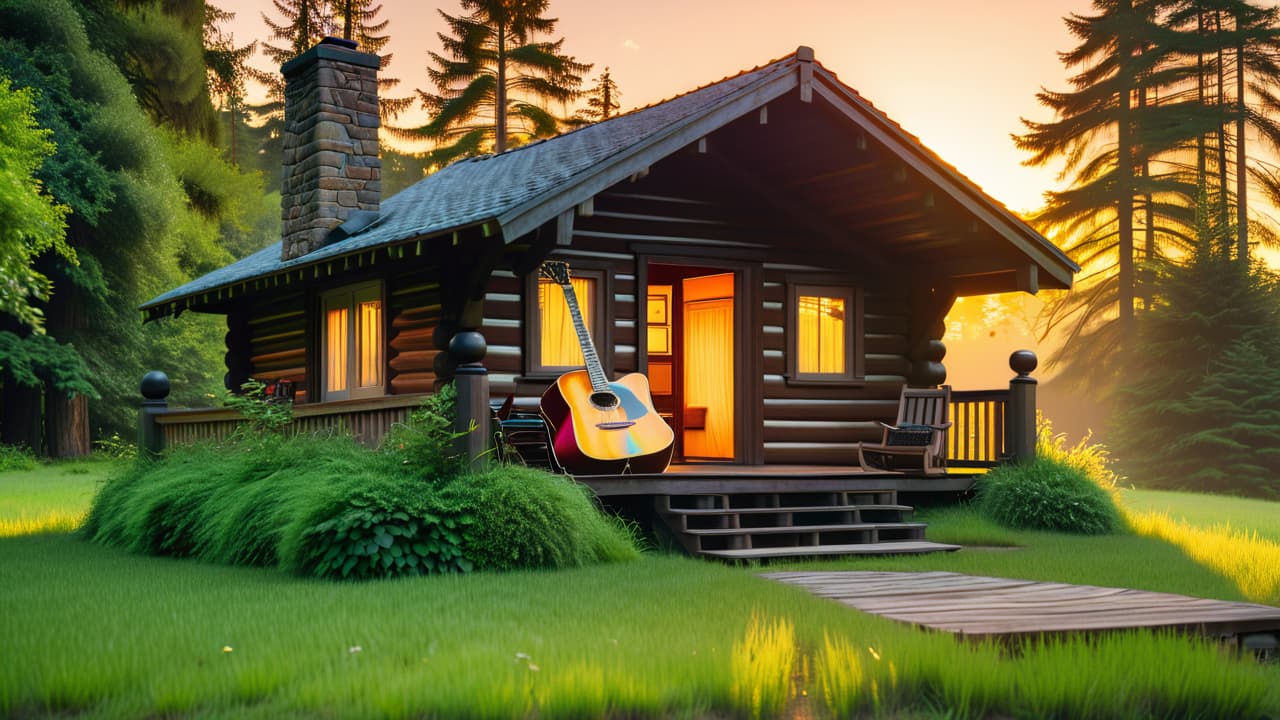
left=320, top=36, right=358, bottom=50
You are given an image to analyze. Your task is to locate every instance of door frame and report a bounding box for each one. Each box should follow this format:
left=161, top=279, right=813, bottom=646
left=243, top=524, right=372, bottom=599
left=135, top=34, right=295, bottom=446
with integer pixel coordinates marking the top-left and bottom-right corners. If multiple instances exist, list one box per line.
left=637, top=252, right=762, bottom=465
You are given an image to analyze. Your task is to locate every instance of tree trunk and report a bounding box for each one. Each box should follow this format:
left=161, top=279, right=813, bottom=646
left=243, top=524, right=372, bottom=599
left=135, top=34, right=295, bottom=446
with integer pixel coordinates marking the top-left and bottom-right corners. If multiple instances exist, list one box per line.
left=1216, top=10, right=1230, bottom=238
left=1236, top=36, right=1249, bottom=263
left=1117, top=2, right=1136, bottom=332
left=495, top=18, right=507, bottom=154
left=1197, top=10, right=1207, bottom=193
left=44, top=388, right=89, bottom=458
left=1, top=383, right=43, bottom=453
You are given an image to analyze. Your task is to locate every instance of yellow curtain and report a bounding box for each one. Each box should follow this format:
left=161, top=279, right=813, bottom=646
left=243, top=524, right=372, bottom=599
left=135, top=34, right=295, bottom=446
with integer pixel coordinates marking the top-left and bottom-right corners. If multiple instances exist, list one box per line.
left=798, top=295, right=845, bottom=374
left=683, top=298, right=734, bottom=459
left=357, top=300, right=382, bottom=388
left=539, top=276, right=593, bottom=367
left=326, top=307, right=348, bottom=393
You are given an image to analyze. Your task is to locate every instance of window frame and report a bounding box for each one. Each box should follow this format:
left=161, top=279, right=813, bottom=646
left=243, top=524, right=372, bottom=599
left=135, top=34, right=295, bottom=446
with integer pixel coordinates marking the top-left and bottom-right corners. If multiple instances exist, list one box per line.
left=523, top=263, right=613, bottom=380
left=785, top=280, right=865, bottom=386
left=320, top=280, right=386, bottom=402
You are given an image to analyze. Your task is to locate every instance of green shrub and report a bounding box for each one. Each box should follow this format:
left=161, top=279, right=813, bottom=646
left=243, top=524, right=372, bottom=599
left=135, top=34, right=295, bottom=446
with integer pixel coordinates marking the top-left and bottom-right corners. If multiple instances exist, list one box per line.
left=976, top=455, right=1123, bottom=535
left=0, top=443, right=37, bottom=472
left=382, top=383, right=469, bottom=482
left=82, top=403, right=642, bottom=580
left=444, top=465, right=642, bottom=570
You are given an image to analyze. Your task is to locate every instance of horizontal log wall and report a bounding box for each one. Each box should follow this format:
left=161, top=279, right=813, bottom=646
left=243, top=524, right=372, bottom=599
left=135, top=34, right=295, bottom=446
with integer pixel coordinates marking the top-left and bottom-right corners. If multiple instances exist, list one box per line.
left=761, top=270, right=913, bottom=465
left=245, top=292, right=308, bottom=403
left=388, top=276, right=441, bottom=395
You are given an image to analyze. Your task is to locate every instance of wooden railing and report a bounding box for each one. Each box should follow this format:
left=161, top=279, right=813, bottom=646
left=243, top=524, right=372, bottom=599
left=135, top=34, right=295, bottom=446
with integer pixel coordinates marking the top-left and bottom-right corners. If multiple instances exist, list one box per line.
left=948, top=389, right=1009, bottom=468
left=154, top=394, right=430, bottom=449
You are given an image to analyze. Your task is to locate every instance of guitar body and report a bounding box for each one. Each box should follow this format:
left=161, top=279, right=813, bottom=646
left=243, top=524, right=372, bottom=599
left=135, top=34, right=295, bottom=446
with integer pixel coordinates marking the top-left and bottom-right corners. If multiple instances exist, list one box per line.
left=541, top=370, right=675, bottom=475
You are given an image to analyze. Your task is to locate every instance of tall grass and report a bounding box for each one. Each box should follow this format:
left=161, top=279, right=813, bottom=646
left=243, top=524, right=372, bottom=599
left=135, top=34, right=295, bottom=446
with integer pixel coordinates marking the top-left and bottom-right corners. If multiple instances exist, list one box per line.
left=1124, top=488, right=1280, bottom=542
left=730, top=614, right=796, bottom=719
left=1126, top=510, right=1280, bottom=605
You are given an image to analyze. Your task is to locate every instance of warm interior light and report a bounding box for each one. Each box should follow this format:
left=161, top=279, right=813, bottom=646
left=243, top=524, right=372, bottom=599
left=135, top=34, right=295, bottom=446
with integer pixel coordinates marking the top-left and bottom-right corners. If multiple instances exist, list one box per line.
left=539, top=276, right=593, bottom=367
left=798, top=295, right=845, bottom=374
left=357, top=300, right=382, bottom=387
left=326, top=307, right=349, bottom=393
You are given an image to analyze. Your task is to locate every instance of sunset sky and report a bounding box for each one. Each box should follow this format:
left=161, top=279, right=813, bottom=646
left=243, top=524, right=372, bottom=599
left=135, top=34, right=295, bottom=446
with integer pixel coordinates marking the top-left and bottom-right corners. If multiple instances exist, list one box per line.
left=220, top=0, right=1088, bottom=215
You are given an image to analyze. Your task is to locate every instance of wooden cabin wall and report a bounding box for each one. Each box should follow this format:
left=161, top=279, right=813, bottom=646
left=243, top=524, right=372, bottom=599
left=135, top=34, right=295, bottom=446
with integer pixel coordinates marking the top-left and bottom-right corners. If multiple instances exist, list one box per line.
left=761, top=271, right=913, bottom=465
left=243, top=291, right=309, bottom=403
left=387, top=273, right=441, bottom=395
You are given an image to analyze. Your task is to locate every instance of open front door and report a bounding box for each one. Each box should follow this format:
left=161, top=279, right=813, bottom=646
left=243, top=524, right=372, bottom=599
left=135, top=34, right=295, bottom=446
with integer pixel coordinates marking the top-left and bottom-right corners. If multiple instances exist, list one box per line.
left=681, top=273, right=734, bottom=460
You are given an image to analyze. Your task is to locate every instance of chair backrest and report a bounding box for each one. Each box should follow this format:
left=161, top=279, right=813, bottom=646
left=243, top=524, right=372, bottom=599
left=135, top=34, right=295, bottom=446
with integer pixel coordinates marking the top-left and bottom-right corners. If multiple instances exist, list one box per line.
left=895, top=386, right=951, bottom=426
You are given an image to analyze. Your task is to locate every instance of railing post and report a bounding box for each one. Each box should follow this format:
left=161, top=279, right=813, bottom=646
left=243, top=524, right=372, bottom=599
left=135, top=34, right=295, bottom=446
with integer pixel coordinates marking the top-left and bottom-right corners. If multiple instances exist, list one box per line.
left=138, top=371, right=170, bottom=457
left=1006, top=350, right=1037, bottom=464
left=448, top=330, right=492, bottom=469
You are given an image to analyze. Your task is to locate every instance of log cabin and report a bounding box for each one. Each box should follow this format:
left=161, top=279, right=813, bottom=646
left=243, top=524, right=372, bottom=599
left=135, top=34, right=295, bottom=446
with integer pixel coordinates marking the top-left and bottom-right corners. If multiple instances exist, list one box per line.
left=140, top=39, right=1077, bottom=559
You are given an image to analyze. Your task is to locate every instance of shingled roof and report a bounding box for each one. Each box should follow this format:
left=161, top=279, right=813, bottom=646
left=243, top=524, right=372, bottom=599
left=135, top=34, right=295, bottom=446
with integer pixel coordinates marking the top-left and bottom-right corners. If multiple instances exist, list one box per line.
left=143, top=48, right=1074, bottom=316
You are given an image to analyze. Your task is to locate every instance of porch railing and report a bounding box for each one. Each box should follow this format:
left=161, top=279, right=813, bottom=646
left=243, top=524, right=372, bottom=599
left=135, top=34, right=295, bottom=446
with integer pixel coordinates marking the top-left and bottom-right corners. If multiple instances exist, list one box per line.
left=948, top=389, right=1008, bottom=468
left=946, top=350, right=1039, bottom=469
left=151, top=393, right=429, bottom=450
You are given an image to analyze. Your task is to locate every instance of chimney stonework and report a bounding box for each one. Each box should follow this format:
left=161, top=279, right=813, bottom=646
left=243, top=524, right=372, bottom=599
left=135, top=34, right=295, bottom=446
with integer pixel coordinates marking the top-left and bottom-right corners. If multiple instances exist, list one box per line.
left=280, top=38, right=381, bottom=261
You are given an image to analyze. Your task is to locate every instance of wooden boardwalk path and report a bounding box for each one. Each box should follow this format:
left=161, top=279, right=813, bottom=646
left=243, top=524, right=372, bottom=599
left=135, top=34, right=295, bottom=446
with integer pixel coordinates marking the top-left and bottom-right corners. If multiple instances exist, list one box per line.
left=765, top=571, right=1280, bottom=641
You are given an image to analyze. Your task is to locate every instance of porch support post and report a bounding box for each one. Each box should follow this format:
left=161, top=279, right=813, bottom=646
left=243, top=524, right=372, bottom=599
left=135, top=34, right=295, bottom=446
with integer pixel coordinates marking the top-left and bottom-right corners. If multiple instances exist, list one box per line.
left=449, top=330, right=491, bottom=469
left=138, top=371, right=170, bottom=457
left=1006, top=350, right=1037, bottom=464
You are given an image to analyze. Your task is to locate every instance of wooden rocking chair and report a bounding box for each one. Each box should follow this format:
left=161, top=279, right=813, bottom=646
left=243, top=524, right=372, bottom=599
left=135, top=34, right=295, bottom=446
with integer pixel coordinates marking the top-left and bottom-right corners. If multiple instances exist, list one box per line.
left=857, top=386, right=952, bottom=476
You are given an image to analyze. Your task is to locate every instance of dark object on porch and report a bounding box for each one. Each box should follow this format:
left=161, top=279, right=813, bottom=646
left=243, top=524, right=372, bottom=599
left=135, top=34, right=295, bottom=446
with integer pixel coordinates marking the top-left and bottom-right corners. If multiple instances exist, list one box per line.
left=491, top=397, right=561, bottom=473
left=857, top=386, right=952, bottom=475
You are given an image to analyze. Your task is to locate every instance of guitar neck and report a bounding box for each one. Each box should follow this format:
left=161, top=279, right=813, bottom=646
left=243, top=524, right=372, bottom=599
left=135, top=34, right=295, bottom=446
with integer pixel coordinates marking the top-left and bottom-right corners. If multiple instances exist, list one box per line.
left=558, top=281, right=611, bottom=393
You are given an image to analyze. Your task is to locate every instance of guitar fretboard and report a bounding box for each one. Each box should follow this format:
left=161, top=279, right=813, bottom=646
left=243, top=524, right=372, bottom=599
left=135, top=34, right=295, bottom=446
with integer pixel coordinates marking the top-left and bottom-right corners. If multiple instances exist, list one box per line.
left=557, top=281, right=612, bottom=393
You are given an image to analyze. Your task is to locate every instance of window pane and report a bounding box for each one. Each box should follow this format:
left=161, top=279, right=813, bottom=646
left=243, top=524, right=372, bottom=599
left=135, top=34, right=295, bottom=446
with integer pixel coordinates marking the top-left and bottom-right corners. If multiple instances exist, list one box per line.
left=357, top=300, right=382, bottom=388
left=798, top=294, right=845, bottom=374
left=326, top=307, right=349, bottom=393
left=539, top=276, right=593, bottom=367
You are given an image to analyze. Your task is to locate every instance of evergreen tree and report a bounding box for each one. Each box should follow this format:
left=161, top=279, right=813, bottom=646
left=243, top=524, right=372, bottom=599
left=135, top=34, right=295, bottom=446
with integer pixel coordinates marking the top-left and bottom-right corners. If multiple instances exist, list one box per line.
left=204, top=3, right=268, bottom=169
left=1111, top=215, right=1280, bottom=497
left=574, top=66, right=620, bottom=122
left=403, top=0, right=591, bottom=166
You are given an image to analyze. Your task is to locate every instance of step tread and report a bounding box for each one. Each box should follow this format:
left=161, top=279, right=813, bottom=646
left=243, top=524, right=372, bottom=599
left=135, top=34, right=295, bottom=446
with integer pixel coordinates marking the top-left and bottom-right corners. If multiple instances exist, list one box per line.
left=699, top=541, right=960, bottom=559
left=664, top=503, right=912, bottom=516
left=686, top=522, right=926, bottom=536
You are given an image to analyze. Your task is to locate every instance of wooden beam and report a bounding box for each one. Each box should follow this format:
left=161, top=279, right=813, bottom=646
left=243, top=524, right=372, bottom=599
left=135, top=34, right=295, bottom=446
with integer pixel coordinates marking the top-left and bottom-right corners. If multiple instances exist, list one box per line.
left=1017, top=263, right=1039, bottom=294
left=797, top=46, right=814, bottom=102
left=759, top=105, right=769, bottom=124
left=576, top=197, right=594, bottom=217
left=557, top=208, right=575, bottom=246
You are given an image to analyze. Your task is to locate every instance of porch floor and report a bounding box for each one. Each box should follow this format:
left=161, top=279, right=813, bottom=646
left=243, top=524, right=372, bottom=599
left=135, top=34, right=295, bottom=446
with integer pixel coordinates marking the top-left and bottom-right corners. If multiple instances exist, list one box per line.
left=575, top=463, right=980, bottom=497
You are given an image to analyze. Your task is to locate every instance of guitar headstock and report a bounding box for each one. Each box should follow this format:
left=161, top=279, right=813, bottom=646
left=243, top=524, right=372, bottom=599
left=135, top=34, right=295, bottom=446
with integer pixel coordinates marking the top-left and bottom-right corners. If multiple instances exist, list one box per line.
left=539, top=260, right=571, bottom=285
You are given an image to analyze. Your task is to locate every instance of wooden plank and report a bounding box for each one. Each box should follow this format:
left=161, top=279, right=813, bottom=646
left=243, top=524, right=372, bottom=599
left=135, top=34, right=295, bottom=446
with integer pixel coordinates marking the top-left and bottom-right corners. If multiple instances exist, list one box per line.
left=765, top=571, right=1280, bottom=640
left=702, top=541, right=958, bottom=560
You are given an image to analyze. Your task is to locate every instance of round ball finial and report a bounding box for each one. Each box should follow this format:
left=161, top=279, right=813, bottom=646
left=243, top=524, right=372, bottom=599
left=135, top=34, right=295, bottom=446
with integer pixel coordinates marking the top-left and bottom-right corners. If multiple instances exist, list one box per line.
left=140, top=371, right=170, bottom=400
left=1010, top=350, right=1038, bottom=377
left=448, top=330, right=487, bottom=365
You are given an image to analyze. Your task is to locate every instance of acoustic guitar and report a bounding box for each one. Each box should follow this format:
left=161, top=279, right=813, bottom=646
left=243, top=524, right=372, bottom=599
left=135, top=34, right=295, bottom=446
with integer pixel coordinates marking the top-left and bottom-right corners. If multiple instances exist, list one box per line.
left=538, top=261, right=674, bottom=475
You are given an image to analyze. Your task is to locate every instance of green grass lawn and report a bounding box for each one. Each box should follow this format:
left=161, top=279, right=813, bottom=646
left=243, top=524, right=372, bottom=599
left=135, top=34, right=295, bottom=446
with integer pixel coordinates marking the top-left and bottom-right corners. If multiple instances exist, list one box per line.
left=1122, top=487, right=1280, bottom=542
left=1, top=464, right=1278, bottom=719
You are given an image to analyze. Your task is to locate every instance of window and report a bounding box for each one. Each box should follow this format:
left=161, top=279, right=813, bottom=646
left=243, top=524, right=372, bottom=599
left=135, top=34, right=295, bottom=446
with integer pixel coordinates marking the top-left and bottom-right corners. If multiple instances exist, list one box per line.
left=525, top=265, right=610, bottom=377
left=321, top=282, right=384, bottom=401
left=787, top=283, right=863, bottom=384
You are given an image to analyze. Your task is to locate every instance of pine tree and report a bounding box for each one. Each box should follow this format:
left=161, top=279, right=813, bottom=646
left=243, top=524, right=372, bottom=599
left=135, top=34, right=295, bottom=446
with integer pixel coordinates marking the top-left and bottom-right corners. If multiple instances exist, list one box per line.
left=574, top=66, right=620, bottom=122
left=1111, top=212, right=1280, bottom=497
left=402, top=0, right=591, bottom=166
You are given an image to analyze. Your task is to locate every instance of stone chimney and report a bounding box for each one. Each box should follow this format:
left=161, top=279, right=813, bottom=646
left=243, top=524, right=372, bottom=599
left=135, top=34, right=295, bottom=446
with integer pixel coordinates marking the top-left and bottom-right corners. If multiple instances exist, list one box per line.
left=279, top=37, right=381, bottom=261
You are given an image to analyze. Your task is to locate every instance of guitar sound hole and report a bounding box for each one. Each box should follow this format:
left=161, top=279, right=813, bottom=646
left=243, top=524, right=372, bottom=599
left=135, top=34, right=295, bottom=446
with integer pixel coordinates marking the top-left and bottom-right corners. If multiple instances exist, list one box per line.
left=590, top=391, right=620, bottom=411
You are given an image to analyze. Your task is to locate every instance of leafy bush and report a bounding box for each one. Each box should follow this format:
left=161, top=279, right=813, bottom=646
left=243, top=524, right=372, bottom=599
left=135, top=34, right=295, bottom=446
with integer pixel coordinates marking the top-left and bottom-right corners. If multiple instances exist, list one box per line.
left=976, top=455, right=1123, bottom=535
left=82, top=390, right=641, bottom=580
left=93, top=432, right=136, bottom=460
left=382, top=383, right=471, bottom=482
left=975, top=417, right=1123, bottom=535
left=0, top=443, right=37, bottom=472
left=223, top=379, right=293, bottom=435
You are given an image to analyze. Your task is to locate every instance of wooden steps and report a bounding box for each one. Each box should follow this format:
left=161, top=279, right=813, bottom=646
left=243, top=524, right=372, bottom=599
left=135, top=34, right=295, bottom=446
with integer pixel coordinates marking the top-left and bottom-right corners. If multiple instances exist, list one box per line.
left=655, top=489, right=959, bottom=561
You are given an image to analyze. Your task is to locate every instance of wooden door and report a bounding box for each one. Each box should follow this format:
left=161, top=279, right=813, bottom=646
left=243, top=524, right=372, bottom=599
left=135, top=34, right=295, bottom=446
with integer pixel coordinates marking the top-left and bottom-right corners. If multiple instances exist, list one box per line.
left=681, top=273, right=734, bottom=460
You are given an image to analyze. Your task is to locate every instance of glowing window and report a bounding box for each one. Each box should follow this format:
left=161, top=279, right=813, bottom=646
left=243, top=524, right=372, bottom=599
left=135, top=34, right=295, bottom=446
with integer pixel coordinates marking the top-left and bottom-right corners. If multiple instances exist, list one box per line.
left=788, top=283, right=863, bottom=383
left=322, top=283, right=384, bottom=401
left=527, top=266, right=610, bottom=376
